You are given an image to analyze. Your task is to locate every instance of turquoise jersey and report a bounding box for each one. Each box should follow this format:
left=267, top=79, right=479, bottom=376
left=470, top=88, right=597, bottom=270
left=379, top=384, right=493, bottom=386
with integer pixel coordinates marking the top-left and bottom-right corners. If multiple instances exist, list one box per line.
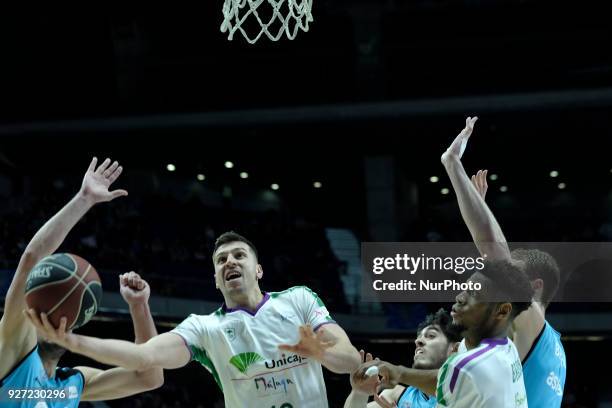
left=522, top=321, right=566, bottom=408
left=396, top=386, right=437, bottom=408
left=0, top=346, right=84, bottom=407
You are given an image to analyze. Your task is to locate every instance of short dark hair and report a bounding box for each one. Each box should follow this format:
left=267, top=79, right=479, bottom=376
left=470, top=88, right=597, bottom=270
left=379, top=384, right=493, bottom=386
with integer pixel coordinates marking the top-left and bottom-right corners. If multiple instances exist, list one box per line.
left=417, top=308, right=462, bottom=343
left=213, top=231, right=259, bottom=260
left=511, top=249, right=560, bottom=306
left=479, top=260, right=535, bottom=318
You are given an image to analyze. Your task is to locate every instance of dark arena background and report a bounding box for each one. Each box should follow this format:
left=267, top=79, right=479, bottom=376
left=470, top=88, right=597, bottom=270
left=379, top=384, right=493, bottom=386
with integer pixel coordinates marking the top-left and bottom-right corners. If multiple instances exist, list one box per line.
left=2, top=1, right=612, bottom=407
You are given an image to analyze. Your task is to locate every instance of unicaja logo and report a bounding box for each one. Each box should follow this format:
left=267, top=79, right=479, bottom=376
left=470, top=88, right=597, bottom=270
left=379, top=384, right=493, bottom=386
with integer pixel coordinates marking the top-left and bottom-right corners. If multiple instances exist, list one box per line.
left=265, top=354, right=306, bottom=369
left=229, top=352, right=264, bottom=374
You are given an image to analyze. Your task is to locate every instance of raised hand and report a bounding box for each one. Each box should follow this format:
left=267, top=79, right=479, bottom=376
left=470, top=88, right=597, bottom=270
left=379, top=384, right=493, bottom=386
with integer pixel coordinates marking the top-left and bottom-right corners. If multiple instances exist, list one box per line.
left=471, top=169, right=488, bottom=200
left=441, top=116, right=478, bottom=163
left=350, top=349, right=381, bottom=396
left=278, top=325, right=335, bottom=362
left=120, top=272, right=151, bottom=306
left=79, top=157, right=128, bottom=204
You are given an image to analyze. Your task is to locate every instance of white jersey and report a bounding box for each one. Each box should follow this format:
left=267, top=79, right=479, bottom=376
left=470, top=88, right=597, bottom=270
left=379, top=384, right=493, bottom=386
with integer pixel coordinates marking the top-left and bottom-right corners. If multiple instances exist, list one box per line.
left=171, top=286, right=335, bottom=408
left=436, top=337, right=528, bottom=408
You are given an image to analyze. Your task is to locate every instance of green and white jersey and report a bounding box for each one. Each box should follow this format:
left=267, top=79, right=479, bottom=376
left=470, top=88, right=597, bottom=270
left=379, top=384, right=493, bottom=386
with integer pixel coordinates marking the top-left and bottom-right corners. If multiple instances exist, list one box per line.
left=171, top=286, right=336, bottom=408
left=436, top=338, right=528, bottom=408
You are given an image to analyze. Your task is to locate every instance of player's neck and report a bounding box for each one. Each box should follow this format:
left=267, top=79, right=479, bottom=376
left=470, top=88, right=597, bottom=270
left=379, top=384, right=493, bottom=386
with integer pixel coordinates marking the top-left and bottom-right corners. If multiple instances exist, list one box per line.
left=226, top=289, right=264, bottom=311
left=41, top=358, right=60, bottom=378
left=464, top=326, right=509, bottom=350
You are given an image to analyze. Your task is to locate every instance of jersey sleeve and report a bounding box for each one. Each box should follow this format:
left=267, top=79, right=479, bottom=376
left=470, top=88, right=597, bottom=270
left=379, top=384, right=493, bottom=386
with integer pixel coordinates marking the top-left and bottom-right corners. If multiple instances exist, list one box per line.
left=293, top=286, right=335, bottom=330
left=171, top=314, right=208, bottom=358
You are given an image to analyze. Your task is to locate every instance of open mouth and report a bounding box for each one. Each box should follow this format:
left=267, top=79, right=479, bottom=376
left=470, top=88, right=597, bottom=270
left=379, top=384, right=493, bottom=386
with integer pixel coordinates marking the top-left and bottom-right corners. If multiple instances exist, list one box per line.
left=225, top=270, right=242, bottom=281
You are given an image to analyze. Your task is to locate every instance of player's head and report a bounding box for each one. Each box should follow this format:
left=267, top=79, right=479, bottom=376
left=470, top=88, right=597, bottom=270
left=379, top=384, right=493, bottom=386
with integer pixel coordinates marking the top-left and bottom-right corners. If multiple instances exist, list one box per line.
left=413, top=308, right=462, bottom=369
left=212, top=231, right=263, bottom=299
left=511, top=248, right=560, bottom=307
left=451, top=260, right=534, bottom=339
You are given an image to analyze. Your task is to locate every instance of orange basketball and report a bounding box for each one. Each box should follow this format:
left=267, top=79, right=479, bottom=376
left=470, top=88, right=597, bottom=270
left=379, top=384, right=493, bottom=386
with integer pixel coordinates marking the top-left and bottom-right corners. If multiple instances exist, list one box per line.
left=25, top=253, right=102, bottom=330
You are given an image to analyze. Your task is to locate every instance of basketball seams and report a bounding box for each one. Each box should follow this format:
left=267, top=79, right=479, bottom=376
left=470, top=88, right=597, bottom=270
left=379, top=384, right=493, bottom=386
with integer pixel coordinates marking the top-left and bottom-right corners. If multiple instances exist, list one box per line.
left=47, top=264, right=93, bottom=320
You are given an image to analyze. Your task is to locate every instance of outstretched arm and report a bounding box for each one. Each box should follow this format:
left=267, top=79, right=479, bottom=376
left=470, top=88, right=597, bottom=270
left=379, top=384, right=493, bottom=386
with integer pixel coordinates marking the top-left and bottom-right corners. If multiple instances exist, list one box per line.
left=441, top=118, right=544, bottom=359
left=440, top=117, right=511, bottom=260
left=0, top=157, right=127, bottom=378
left=78, top=273, right=164, bottom=401
left=354, top=359, right=438, bottom=397
left=26, top=308, right=190, bottom=371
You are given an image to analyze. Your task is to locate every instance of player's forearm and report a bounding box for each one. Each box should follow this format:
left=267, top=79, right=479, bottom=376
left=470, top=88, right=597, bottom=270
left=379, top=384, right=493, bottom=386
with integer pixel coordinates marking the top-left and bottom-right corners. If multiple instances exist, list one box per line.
left=6, top=194, right=94, bottom=309
left=442, top=155, right=510, bottom=259
left=23, top=193, right=94, bottom=264
left=321, top=343, right=361, bottom=374
left=128, top=303, right=158, bottom=344
left=70, top=334, right=153, bottom=371
left=396, top=366, right=438, bottom=396
left=343, top=390, right=370, bottom=408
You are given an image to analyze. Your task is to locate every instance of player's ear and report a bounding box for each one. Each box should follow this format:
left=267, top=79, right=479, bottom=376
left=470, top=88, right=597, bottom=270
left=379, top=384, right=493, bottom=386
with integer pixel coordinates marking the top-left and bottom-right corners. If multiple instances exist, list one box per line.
left=531, top=278, right=544, bottom=291
left=256, top=264, right=263, bottom=280
left=496, top=302, right=512, bottom=321
left=448, top=342, right=460, bottom=356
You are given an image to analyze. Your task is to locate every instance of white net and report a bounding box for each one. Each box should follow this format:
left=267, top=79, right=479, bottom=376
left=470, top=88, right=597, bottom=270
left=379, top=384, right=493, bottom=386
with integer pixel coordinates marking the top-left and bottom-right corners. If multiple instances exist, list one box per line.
left=221, top=0, right=313, bottom=44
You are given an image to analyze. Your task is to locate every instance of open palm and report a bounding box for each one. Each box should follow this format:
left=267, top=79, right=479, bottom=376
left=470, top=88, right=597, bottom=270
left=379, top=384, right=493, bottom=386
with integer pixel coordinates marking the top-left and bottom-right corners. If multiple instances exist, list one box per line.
left=80, top=157, right=128, bottom=204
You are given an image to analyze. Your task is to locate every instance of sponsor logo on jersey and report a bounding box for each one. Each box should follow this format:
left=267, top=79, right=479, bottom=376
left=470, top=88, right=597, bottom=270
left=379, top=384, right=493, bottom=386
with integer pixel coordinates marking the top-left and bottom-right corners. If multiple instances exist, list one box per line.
left=511, top=358, right=522, bottom=383
left=546, top=371, right=563, bottom=396
left=515, top=392, right=527, bottom=407
left=265, top=353, right=307, bottom=370
left=68, top=385, right=78, bottom=399
left=254, top=375, right=296, bottom=396
left=229, top=352, right=265, bottom=374
left=555, top=341, right=566, bottom=368
left=224, top=326, right=237, bottom=341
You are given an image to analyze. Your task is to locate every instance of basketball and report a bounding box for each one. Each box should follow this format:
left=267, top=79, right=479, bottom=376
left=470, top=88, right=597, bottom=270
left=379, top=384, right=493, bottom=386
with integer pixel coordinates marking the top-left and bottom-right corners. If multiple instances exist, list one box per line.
left=25, top=253, right=102, bottom=330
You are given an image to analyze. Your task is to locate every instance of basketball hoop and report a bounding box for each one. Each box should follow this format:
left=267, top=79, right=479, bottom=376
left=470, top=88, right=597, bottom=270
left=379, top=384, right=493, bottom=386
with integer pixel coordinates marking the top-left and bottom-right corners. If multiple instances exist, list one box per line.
left=221, top=0, right=313, bottom=44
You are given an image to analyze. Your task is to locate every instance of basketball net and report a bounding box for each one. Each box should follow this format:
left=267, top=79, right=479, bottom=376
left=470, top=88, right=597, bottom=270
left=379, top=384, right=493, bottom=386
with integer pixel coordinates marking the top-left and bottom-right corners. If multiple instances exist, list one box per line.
left=221, top=0, right=313, bottom=43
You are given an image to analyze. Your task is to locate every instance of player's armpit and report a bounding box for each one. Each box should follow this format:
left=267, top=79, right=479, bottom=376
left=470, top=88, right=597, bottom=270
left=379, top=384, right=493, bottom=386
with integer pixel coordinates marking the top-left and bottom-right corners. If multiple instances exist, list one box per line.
left=78, top=365, right=164, bottom=401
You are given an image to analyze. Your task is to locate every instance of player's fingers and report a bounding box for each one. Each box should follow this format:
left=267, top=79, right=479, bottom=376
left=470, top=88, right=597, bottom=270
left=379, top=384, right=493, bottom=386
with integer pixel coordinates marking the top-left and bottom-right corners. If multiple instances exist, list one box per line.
left=359, top=349, right=365, bottom=362
left=40, top=312, right=56, bottom=331
left=104, top=161, right=118, bottom=177
left=110, top=189, right=128, bottom=199
left=88, top=157, right=97, bottom=172
left=365, top=352, right=373, bottom=362
left=278, top=344, right=297, bottom=352
left=96, top=158, right=111, bottom=175
left=108, top=166, right=123, bottom=184
left=59, top=317, right=68, bottom=335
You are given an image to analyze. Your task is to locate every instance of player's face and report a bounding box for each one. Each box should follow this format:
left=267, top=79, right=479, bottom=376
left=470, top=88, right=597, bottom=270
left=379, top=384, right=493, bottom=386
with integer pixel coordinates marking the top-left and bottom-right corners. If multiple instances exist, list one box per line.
left=413, top=325, right=452, bottom=369
left=451, top=272, right=495, bottom=334
left=213, top=241, right=261, bottom=297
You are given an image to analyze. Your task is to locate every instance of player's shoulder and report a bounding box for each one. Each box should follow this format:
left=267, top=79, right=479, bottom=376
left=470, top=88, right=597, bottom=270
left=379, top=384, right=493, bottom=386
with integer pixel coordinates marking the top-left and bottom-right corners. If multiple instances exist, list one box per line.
left=452, top=338, right=511, bottom=373
left=269, top=285, right=314, bottom=297
left=180, top=311, right=222, bottom=326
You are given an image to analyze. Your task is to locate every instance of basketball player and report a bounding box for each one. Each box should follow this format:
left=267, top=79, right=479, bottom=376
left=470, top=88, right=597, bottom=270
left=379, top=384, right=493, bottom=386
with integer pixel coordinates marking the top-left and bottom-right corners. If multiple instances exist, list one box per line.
left=442, top=117, right=566, bottom=406
left=356, top=260, right=533, bottom=407
left=28, top=231, right=361, bottom=407
left=0, top=157, right=163, bottom=407
left=344, top=308, right=461, bottom=408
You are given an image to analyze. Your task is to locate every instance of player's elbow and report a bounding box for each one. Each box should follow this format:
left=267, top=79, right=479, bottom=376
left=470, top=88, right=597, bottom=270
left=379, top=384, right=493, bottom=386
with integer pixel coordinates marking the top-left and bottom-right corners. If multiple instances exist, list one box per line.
left=138, top=368, right=164, bottom=391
